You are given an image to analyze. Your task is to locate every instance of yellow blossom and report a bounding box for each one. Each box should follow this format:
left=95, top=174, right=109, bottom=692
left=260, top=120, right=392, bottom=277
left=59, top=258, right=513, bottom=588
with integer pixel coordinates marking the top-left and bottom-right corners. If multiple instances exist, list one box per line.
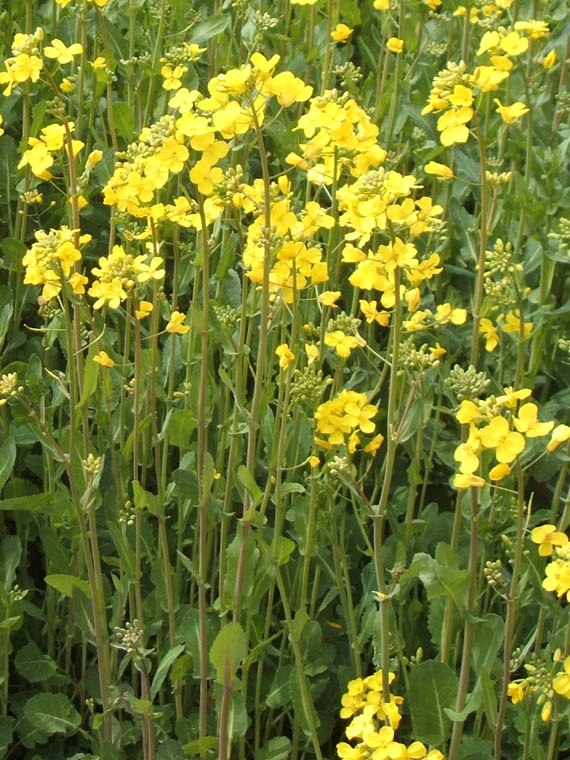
left=387, top=38, right=404, bottom=54
left=531, top=524, right=568, bottom=556
left=308, top=455, right=320, bottom=468
left=480, top=318, right=499, bottom=351
left=135, top=301, right=153, bottom=320
left=513, top=403, right=554, bottom=437
left=502, top=312, right=533, bottom=336
left=489, top=463, right=511, bottom=481
left=553, top=657, right=570, bottom=698
left=325, top=331, right=360, bottom=358
left=364, top=434, right=384, bottom=455
left=319, top=290, right=342, bottom=308
left=479, top=416, right=525, bottom=463
left=542, top=49, right=557, bottom=69
left=547, top=424, right=570, bottom=452
left=275, top=344, right=295, bottom=370
left=494, top=99, right=529, bottom=124
left=454, top=473, right=486, bottom=489
left=165, top=311, right=190, bottom=334
left=93, top=351, right=115, bottom=368
left=331, top=24, right=353, bottom=43
left=44, top=39, right=83, bottom=64
left=424, top=161, right=453, bottom=179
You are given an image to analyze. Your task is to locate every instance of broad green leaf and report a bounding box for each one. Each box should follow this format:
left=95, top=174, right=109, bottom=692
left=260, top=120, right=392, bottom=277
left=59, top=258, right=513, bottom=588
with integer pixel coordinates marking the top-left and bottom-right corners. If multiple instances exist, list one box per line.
left=0, top=438, right=16, bottom=495
left=237, top=465, right=263, bottom=508
left=45, top=574, right=91, bottom=599
left=408, top=660, right=458, bottom=746
left=113, top=101, right=135, bottom=139
left=209, top=622, right=246, bottom=684
left=184, top=736, right=218, bottom=757
left=265, top=665, right=293, bottom=708
left=1, top=535, right=21, bottom=592
left=151, top=644, right=185, bottom=700
left=275, top=536, right=296, bottom=565
left=256, top=736, right=291, bottom=760
left=14, top=642, right=57, bottom=682
left=288, top=668, right=320, bottom=735
left=191, top=14, right=230, bottom=43
left=0, top=493, right=52, bottom=512
left=23, top=693, right=81, bottom=735
left=222, top=532, right=258, bottom=610
left=167, top=410, right=196, bottom=449
left=76, top=345, right=100, bottom=411
left=213, top=685, right=248, bottom=740
left=0, top=716, right=15, bottom=755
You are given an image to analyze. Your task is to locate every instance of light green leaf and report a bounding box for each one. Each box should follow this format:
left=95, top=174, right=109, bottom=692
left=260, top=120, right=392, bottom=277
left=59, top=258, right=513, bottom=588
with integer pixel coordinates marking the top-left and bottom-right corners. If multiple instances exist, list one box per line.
left=1, top=535, right=21, bottom=592
left=45, top=574, right=91, bottom=599
left=256, top=736, right=291, bottom=760
left=184, top=736, right=218, bottom=757
left=209, top=622, right=246, bottom=684
left=151, top=644, right=185, bottom=700
left=23, top=693, right=81, bottom=735
left=0, top=438, right=16, bottom=494
left=14, top=642, right=57, bottom=682
left=191, top=14, right=230, bottom=43
left=409, top=660, right=458, bottom=746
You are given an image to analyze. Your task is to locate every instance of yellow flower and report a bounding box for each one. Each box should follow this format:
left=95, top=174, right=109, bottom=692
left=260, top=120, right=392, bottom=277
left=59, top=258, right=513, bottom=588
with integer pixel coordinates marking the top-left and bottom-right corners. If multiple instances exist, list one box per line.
left=331, top=24, right=353, bottom=43
left=424, top=161, right=454, bottom=180
left=480, top=318, right=499, bottom=351
left=69, top=272, right=88, bottom=294
left=501, top=312, right=533, bottom=337
left=514, top=19, right=549, bottom=39
left=308, top=455, right=320, bottom=469
left=437, top=107, right=473, bottom=146
left=531, top=524, right=568, bottom=556
left=553, top=657, right=570, bottom=698
left=494, top=99, right=529, bottom=124
left=275, top=344, right=295, bottom=370
left=500, top=31, right=529, bottom=57
left=91, top=56, right=106, bottom=70
left=374, top=0, right=390, bottom=8
left=44, top=39, right=83, bottom=64
left=305, top=343, right=319, bottom=365
left=324, top=331, right=360, bottom=359
left=489, top=463, right=511, bottom=481
left=513, top=403, right=554, bottom=437
left=453, top=473, right=486, bottom=489
left=547, top=424, right=570, bottom=452
left=359, top=300, right=390, bottom=326
left=364, top=434, right=384, bottom=455
left=456, top=400, right=482, bottom=426
left=165, top=310, right=190, bottom=334
left=85, top=149, right=103, bottom=171
left=387, top=38, right=404, bottom=54
left=542, top=49, right=557, bottom=69
left=454, top=428, right=481, bottom=474
left=93, top=351, right=115, bottom=368
left=479, top=416, right=525, bottom=463
left=495, top=386, right=531, bottom=408
left=507, top=680, right=528, bottom=704
left=318, top=290, right=341, bottom=308
left=135, top=300, right=153, bottom=320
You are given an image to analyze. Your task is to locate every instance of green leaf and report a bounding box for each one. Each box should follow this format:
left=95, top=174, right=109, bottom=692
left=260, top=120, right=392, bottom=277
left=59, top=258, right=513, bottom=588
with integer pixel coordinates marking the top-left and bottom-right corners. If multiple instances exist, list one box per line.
left=45, top=574, right=91, bottom=599
left=265, top=665, right=293, bottom=708
left=23, top=693, right=81, bottom=736
left=1, top=535, right=21, bottom=592
left=213, top=686, right=248, bottom=739
left=133, top=480, right=160, bottom=516
left=339, top=0, right=361, bottom=25
left=14, top=642, right=57, bottom=682
left=256, top=736, right=291, bottom=760
left=167, top=410, right=196, bottom=449
left=408, top=660, right=458, bottom=746
left=76, top=346, right=100, bottom=411
left=209, top=622, right=246, bottom=684
left=0, top=438, right=16, bottom=495
left=191, top=14, right=230, bottom=43
left=237, top=465, right=263, bottom=509
left=222, top=532, right=258, bottom=610
left=151, top=644, right=186, bottom=700
left=0, top=716, right=15, bottom=755
left=0, top=493, right=53, bottom=512
left=113, top=101, right=135, bottom=139
left=288, top=667, right=320, bottom=735
left=473, top=670, right=497, bottom=728
left=275, top=536, right=296, bottom=565
left=184, top=736, right=218, bottom=757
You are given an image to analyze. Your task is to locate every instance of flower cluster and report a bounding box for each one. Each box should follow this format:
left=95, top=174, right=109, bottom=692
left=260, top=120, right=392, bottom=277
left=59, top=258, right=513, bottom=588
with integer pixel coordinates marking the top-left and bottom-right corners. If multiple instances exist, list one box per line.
left=18, top=121, right=84, bottom=180
left=315, top=390, right=378, bottom=448
left=22, top=227, right=91, bottom=301
left=531, top=525, right=570, bottom=603
left=88, top=244, right=165, bottom=309
left=452, top=389, right=556, bottom=488
left=338, top=671, right=444, bottom=760
left=287, top=89, right=384, bottom=186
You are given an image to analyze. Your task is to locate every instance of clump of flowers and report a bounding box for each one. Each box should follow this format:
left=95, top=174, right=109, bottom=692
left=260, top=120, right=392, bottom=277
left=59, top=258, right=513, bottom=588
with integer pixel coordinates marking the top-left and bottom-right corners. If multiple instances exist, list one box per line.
left=315, top=390, right=378, bottom=447
left=452, top=389, right=555, bottom=488
left=22, top=227, right=91, bottom=301
left=338, top=671, right=444, bottom=759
